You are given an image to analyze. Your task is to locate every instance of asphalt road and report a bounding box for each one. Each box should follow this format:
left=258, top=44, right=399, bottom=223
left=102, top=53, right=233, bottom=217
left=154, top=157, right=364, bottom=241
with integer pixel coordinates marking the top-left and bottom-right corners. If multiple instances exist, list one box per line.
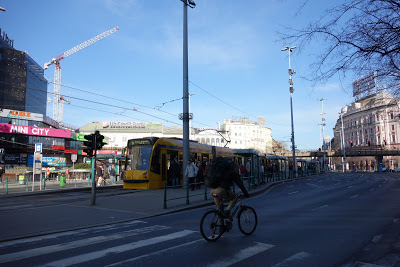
left=1, top=172, right=400, bottom=266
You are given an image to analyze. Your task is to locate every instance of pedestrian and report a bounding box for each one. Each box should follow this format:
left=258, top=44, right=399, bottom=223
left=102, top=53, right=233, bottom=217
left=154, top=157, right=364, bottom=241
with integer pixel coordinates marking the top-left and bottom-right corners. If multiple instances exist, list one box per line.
left=260, top=164, right=265, bottom=178
left=239, top=164, right=246, bottom=181
left=185, top=159, right=198, bottom=191
left=196, top=162, right=204, bottom=189
left=96, top=163, right=104, bottom=186
left=0, top=166, right=3, bottom=183
left=109, top=164, right=116, bottom=184
left=169, top=157, right=181, bottom=187
left=246, top=160, right=251, bottom=177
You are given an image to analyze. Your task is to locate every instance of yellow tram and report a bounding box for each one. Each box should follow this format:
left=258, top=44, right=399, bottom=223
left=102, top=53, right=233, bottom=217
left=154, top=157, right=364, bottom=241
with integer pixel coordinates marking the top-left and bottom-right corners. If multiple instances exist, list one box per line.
left=122, top=137, right=239, bottom=189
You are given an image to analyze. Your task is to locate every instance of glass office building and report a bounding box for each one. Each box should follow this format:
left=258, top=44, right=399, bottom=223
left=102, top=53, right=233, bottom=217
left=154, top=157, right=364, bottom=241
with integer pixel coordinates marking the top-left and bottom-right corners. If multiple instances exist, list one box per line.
left=0, top=31, right=47, bottom=116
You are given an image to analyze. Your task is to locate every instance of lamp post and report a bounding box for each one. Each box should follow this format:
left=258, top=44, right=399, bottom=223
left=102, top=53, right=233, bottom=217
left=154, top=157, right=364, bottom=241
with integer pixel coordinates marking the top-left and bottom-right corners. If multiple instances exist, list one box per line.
left=281, top=45, right=296, bottom=178
left=318, top=98, right=327, bottom=172
left=181, top=0, right=195, bottom=186
left=339, top=112, right=347, bottom=172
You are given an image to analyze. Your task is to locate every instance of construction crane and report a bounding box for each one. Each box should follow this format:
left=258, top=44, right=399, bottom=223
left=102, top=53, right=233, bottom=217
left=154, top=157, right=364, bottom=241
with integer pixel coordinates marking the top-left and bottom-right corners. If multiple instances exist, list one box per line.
left=43, top=26, right=119, bottom=125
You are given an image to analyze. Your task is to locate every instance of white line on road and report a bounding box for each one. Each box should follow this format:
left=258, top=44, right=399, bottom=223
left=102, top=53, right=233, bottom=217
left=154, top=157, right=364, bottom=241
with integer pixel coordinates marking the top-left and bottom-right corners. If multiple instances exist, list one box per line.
left=369, top=188, right=375, bottom=191
left=312, top=205, right=328, bottom=211
left=105, top=239, right=204, bottom=266
left=63, top=204, right=134, bottom=214
left=347, top=186, right=355, bottom=188
left=207, top=242, right=274, bottom=267
left=350, top=195, right=359, bottom=199
left=0, top=220, right=146, bottom=249
left=0, top=225, right=169, bottom=264
left=288, top=191, right=299, bottom=195
left=43, top=230, right=196, bottom=267
left=272, top=252, right=311, bottom=267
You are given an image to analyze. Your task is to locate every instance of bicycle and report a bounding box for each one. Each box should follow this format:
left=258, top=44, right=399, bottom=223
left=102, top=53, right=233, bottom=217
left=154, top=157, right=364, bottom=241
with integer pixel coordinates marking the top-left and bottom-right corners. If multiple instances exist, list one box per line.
left=200, top=194, right=258, bottom=242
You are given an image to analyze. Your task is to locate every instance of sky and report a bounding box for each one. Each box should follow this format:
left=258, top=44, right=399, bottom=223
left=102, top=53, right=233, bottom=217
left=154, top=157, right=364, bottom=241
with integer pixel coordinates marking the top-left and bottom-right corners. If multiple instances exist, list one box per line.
left=2, top=0, right=357, bottom=150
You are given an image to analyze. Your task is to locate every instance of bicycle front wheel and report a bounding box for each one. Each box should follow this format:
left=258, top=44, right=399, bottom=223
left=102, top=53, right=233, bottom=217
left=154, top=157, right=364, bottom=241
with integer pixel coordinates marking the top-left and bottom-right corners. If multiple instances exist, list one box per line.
left=200, top=210, right=224, bottom=242
left=238, top=206, right=257, bottom=235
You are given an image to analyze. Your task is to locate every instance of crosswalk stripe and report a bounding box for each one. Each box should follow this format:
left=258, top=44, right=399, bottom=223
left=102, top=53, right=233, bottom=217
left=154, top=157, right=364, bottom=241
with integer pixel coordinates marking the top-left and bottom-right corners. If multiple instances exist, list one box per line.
left=105, top=238, right=204, bottom=266
left=272, top=252, right=310, bottom=267
left=207, top=242, right=274, bottom=267
left=0, top=220, right=146, bottom=249
left=0, top=225, right=168, bottom=264
left=43, top=230, right=197, bottom=267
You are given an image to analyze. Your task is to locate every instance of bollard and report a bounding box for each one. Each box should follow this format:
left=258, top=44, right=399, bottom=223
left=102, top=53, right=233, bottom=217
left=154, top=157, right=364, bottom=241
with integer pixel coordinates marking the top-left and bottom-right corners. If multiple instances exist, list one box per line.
left=6, top=178, right=8, bottom=194
left=163, top=181, right=167, bottom=209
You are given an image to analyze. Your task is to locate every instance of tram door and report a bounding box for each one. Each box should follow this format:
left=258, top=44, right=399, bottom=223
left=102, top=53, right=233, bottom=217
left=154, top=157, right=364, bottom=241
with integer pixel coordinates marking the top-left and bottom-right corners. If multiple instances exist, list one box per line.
left=161, top=151, right=167, bottom=186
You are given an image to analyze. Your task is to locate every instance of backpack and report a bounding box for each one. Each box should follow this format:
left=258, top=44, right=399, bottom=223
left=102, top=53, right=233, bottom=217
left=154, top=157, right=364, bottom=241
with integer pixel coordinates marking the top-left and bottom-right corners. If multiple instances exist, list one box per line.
left=205, top=157, right=232, bottom=188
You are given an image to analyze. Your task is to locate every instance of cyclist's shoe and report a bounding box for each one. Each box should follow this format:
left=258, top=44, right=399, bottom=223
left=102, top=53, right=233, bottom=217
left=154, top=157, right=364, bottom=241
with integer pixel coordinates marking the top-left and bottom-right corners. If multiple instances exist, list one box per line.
left=224, top=210, right=232, bottom=220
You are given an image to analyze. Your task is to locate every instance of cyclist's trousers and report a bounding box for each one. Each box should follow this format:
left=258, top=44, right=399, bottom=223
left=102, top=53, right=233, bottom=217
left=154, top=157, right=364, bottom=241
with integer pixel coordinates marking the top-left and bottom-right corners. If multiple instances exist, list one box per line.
left=210, top=187, right=238, bottom=211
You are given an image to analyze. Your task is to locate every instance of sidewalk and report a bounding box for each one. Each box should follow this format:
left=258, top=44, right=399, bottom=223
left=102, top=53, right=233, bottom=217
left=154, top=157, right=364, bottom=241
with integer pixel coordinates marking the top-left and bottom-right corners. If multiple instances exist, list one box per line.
left=0, top=176, right=303, bottom=242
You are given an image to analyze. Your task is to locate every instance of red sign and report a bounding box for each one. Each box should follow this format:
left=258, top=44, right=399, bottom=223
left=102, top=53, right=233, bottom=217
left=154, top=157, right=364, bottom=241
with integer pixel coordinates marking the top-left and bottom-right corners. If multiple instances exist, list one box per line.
left=65, top=150, right=78, bottom=154
left=52, top=145, right=65, bottom=150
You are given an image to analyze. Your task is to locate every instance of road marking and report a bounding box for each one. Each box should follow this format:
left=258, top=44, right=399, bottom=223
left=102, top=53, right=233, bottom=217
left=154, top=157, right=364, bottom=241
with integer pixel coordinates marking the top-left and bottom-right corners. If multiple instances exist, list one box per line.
left=288, top=191, right=299, bottom=195
left=272, top=252, right=311, bottom=267
left=347, top=186, right=355, bottom=188
left=350, top=195, right=359, bottom=199
left=106, top=239, right=204, bottom=266
left=207, top=242, right=274, bottom=267
left=306, top=183, right=319, bottom=187
left=0, top=204, right=33, bottom=211
left=369, top=188, right=375, bottom=191
left=63, top=204, right=134, bottom=214
left=0, top=220, right=146, bottom=249
left=312, top=205, right=328, bottom=211
left=0, top=225, right=169, bottom=264
left=43, top=230, right=196, bottom=267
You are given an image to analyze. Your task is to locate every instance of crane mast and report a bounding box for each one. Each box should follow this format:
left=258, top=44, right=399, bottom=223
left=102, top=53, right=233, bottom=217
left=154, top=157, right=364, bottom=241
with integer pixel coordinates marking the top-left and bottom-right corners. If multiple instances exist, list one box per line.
left=43, top=26, right=119, bottom=125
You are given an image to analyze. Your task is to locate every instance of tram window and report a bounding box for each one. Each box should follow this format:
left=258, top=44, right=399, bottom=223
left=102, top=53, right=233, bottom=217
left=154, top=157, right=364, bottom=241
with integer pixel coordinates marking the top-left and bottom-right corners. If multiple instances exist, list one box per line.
left=130, top=146, right=152, bottom=171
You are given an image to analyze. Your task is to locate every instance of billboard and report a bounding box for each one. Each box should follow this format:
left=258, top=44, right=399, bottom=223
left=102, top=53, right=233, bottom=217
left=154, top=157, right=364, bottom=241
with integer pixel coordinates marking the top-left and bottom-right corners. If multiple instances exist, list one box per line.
left=0, top=123, right=71, bottom=138
left=0, top=109, right=43, bottom=121
left=353, top=72, right=378, bottom=97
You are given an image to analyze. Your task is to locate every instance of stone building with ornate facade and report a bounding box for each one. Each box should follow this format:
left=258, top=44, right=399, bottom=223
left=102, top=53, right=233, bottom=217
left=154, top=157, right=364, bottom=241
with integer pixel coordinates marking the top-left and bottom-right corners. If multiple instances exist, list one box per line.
left=333, top=91, right=400, bottom=171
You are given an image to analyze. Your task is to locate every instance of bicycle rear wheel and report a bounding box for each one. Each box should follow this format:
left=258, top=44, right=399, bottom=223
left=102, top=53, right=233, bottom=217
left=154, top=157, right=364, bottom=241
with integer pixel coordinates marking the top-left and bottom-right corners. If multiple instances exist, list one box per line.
left=200, top=210, right=224, bottom=242
left=238, top=206, right=257, bottom=235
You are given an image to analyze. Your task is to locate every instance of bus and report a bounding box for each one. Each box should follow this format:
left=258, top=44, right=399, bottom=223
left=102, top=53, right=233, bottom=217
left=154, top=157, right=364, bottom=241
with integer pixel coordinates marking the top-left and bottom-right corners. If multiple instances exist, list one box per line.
left=122, top=137, right=239, bottom=189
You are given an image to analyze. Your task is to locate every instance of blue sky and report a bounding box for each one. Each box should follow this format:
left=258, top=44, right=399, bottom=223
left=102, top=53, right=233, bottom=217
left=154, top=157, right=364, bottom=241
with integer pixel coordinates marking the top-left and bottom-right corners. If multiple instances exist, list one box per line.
left=3, top=0, right=356, bottom=150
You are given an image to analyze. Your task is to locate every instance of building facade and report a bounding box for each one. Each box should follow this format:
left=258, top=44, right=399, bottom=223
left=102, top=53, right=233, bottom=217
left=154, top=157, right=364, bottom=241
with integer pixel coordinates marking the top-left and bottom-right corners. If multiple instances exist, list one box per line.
left=333, top=91, right=400, bottom=171
left=0, top=28, right=47, bottom=116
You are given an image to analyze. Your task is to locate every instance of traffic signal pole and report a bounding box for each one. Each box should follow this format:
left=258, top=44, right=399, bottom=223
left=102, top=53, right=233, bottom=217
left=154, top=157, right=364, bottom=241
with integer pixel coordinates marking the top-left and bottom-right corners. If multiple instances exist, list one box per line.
left=91, top=134, right=97, bottom=205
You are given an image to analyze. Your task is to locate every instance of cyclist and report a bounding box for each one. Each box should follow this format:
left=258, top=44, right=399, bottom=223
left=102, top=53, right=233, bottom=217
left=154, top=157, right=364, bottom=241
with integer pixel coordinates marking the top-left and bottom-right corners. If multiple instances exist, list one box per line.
left=208, top=158, right=250, bottom=219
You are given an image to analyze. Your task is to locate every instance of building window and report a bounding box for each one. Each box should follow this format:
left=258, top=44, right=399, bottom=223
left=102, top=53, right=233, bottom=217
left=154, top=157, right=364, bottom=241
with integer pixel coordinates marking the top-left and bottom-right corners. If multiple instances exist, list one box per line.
left=392, top=134, right=396, bottom=143
left=377, top=126, right=380, bottom=132
left=392, top=125, right=395, bottom=131
left=391, top=113, right=394, bottom=120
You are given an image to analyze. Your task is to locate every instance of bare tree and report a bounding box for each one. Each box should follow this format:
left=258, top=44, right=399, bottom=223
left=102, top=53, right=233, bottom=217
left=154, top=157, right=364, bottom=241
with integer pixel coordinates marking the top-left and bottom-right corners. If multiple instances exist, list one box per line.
left=279, top=0, right=400, bottom=94
left=272, top=139, right=288, bottom=155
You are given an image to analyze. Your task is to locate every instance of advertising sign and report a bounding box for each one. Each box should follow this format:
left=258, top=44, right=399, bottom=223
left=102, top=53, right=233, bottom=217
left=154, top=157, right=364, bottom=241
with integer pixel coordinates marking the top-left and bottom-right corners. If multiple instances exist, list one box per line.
left=42, top=157, right=67, bottom=167
left=0, top=123, right=71, bottom=138
left=34, top=152, right=42, bottom=173
left=353, top=72, right=378, bottom=97
left=1, top=154, right=27, bottom=164
left=0, top=109, right=43, bottom=121
left=35, top=143, right=42, bottom=153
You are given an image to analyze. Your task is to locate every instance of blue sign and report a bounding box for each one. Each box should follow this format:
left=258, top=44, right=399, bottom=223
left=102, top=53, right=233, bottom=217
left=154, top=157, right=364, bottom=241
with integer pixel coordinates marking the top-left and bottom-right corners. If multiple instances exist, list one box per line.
left=35, top=143, right=42, bottom=153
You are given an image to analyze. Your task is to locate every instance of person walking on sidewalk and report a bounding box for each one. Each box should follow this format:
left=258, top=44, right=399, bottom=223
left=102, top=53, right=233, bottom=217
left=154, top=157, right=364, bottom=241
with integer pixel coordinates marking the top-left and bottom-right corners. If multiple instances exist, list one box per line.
left=185, top=159, right=198, bottom=191
left=169, top=157, right=181, bottom=187
left=109, top=165, right=116, bottom=184
left=96, top=163, right=104, bottom=186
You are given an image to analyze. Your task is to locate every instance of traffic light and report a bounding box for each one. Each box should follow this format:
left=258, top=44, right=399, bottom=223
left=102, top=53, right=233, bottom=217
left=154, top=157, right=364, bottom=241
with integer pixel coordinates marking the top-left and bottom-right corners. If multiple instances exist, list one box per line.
left=83, top=134, right=95, bottom=156
left=384, top=139, right=387, bottom=145
left=350, top=140, right=353, bottom=147
left=95, top=130, right=106, bottom=150
left=368, top=141, right=370, bottom=146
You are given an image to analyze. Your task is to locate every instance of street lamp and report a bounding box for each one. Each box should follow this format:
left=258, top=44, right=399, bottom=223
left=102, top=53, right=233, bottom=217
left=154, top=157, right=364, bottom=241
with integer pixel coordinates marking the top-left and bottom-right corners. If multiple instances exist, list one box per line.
left=339, top=112, right=347, bottom=172
left=281, top=45, right=296, bottom=179
left=181, top=0, right=195, bottom=189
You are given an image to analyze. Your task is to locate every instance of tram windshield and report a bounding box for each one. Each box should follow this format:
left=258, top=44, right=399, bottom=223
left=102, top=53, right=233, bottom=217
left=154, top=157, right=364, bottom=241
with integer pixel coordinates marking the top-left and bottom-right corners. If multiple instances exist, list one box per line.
left=128, top=145, right=152, bottom=171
